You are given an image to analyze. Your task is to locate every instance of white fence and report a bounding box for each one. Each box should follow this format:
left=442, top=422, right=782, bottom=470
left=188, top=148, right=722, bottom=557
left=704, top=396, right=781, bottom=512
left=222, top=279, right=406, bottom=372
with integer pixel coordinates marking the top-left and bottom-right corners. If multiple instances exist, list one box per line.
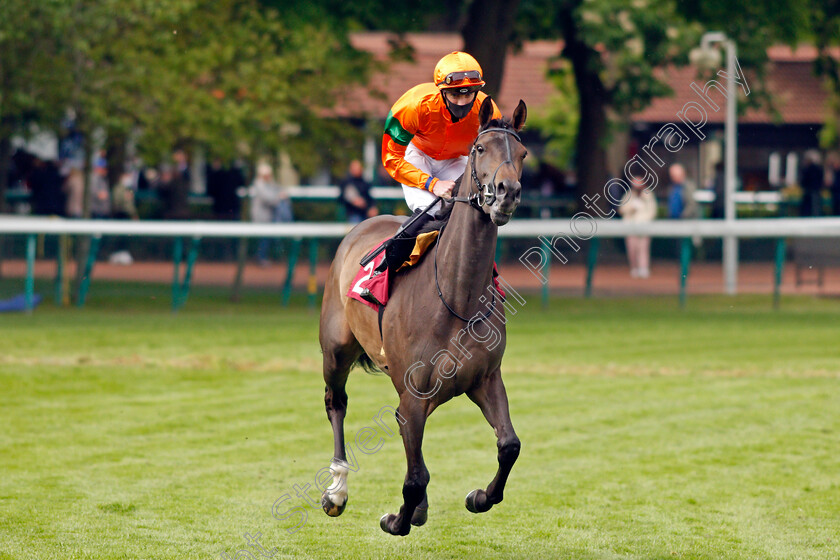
left=3, top=215, right=840, bottom=311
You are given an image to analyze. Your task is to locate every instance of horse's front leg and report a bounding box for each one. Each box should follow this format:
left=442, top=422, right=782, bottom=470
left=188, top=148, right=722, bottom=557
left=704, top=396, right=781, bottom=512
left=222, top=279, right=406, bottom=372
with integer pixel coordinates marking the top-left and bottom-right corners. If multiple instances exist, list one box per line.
left=464, top=368, right=520, bottom=513
left=379, top=394, right=429, bottom=536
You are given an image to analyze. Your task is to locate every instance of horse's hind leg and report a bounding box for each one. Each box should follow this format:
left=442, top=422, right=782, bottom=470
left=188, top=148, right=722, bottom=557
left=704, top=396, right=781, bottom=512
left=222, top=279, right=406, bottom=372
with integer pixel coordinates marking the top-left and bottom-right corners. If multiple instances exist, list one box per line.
left=379, top=394, right=429, bottom=536
left=320, top=334, right=360, bottom=517
left=464, top=368, right=520, bottom=514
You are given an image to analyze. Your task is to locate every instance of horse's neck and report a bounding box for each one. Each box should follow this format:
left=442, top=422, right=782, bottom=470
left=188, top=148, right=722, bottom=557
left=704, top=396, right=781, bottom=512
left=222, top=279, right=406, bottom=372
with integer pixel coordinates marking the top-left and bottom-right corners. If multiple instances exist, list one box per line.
left=436, top=175, right=497, bottom=310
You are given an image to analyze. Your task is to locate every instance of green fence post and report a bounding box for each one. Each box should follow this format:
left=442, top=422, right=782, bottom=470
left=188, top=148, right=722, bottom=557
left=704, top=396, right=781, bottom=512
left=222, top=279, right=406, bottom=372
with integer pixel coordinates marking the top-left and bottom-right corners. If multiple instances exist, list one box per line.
left=773, top=238, right=786, bottom=310
left=177, top=237, right=201, bottom=311
left=77, top=235, right=101, bottom=307
left=25, top=234, right=36, bottom=313
left=541, top=243, right=550, bottom=310
left=585, top=238, right=600, bottom=298
left=54, top=234, right=65, bottom=305
left=679, top=237, right=692, bottom=310
left=282, top=237, right=302, bottom=307
left=308, top=238, right=319, bottom=310
left=171, top=238, right=184, bottom=312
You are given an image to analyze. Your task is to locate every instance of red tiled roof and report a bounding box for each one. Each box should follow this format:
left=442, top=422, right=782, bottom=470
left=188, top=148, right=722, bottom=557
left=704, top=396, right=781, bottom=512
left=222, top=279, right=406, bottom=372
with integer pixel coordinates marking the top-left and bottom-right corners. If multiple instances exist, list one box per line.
left=336, top=32, right=560, bottom=118
left=341, top=33, right=830, bottom=126
left=634, top=53, right=827, bottom=125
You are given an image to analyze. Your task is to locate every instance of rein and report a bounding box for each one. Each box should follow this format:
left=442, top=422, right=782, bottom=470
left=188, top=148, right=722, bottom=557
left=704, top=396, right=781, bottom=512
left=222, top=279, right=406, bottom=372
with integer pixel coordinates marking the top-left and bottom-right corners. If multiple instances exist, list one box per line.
left=434, top=126, right=521, bottom=323
left=433, top=223, right=496, bottom=323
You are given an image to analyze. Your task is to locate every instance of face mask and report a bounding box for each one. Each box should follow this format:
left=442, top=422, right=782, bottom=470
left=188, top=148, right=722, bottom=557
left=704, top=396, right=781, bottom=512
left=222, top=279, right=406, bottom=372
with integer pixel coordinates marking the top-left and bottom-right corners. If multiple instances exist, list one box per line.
left=442, top=89, right=477, bottom=121
left=446, top=99, right=475, bottom=120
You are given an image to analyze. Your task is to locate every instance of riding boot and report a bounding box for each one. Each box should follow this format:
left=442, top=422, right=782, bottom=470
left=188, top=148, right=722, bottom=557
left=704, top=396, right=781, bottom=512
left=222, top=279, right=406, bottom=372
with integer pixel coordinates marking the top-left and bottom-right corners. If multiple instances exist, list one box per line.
left=375, top=209, right=435, bottom=274
left=359, top=210, right=436, bottom=306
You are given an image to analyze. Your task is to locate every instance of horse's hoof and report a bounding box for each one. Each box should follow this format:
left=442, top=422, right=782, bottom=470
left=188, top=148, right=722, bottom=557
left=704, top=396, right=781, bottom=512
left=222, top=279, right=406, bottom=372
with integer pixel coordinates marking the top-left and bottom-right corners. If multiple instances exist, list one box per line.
left=380, top=513, right=409, bottom=536
left=321, top=493, right=346, bottom=517
left=465, top=489, right=492, bottom=514
left=410, top=505, right=428, bottom=527
left=379, top=513, right=396, bottom=534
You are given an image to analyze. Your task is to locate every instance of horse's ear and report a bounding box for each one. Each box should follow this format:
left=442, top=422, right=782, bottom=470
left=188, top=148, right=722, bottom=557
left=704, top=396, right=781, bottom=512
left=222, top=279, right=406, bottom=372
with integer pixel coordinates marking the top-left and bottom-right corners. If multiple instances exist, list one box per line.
left=512, top=100, right=527, bottom=132
left=479, top=96, right=494, bottom=128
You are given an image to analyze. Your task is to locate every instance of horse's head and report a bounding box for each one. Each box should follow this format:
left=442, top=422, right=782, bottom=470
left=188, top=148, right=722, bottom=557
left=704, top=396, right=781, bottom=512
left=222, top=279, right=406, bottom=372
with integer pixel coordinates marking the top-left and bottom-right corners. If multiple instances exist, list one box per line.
left=470, top=98, right=528, bottom=226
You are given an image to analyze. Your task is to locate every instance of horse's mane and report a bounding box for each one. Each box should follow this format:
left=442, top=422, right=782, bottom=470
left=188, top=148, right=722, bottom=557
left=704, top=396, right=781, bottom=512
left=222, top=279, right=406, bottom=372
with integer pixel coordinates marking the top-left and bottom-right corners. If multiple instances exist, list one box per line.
left=416, top=197, right=455, bottom=235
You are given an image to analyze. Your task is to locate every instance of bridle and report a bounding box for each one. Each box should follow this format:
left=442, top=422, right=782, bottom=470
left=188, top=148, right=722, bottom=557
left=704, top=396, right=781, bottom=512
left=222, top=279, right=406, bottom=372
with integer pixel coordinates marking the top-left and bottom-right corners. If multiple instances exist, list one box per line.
left=435, top=125, right=522, bottom=323
left=450, top=126, right=522, bottom=212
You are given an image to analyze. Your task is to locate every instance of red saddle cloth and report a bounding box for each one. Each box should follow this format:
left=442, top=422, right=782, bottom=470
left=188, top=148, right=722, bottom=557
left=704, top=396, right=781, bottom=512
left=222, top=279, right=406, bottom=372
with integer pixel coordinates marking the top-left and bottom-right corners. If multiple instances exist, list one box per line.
left=347, top=241, right=389, bottom=311
left=347, top=236, right=506, bottom=311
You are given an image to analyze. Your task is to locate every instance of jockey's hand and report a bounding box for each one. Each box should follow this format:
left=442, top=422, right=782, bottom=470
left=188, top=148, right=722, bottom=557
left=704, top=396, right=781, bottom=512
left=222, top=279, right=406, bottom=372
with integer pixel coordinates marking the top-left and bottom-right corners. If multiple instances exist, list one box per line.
left=433, top=180, right=456, bottom=199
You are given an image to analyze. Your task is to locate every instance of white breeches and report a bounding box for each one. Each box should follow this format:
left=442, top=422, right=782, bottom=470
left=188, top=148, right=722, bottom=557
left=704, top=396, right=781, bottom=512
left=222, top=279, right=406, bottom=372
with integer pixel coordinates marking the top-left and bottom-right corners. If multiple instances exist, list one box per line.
left=401, top=142, right=468, bottom=217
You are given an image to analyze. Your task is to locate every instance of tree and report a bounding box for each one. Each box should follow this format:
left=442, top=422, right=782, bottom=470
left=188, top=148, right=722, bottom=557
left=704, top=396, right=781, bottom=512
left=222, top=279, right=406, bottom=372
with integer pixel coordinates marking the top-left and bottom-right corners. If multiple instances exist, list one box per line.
left=0, top=0, right=72, bottom=212
left=461, top=0, right=522, bottom=97
left=518, top=0, right=700, bottom=199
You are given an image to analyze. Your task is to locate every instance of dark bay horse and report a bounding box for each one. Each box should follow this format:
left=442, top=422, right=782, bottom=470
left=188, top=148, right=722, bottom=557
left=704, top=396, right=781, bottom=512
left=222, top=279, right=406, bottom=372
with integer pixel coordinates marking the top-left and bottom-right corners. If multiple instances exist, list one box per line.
left=318, top=98, right=527, bottom=536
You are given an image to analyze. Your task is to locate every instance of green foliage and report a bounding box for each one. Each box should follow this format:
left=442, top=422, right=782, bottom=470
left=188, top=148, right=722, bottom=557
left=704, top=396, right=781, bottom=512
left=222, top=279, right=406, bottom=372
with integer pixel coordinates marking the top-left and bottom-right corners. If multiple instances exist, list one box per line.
left=518, top=0, right=702, bottom=112
left=810, top=1, right=840, bottom=149
left=528, top=60, right=579, bottom=168
left=1, top=0, right=376, bottom=174
left=0, top=0, right=72, bottom=135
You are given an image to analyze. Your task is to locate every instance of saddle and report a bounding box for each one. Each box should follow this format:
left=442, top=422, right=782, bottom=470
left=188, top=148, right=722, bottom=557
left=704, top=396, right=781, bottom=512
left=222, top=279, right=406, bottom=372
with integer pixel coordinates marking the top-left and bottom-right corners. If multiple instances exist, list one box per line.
left=347, top=230, right=440, bottom=311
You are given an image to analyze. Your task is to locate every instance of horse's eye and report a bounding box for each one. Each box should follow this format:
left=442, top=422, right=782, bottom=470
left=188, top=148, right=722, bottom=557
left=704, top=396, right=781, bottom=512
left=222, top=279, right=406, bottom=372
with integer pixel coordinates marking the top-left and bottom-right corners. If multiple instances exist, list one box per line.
left=476, top=145, right=484, bottom=154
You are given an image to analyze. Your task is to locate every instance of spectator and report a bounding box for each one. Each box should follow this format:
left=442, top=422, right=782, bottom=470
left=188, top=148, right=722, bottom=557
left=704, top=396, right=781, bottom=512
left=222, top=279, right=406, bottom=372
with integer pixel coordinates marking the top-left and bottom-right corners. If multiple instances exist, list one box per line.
left=158, top=160, right=190, bottom=220
left=108, top=172, right=139, bottom=265
left=830, top=155, right=840, bottom=216
left=128, top=157, right=150, bottom=192
left=667, top=163, right=699, bottom=220
left=338, top=160, right=378, bottom=224
left=89, top=160, right=111, bottom=219
left=251, top=162, right=291, bottom=266
left=63, top=166, right=84, bottom=218
left=619, top=174, right=657, bottom=278
left=800, top=150, right=825, bottom=217
left=29, top=158, right=65, bottom=216
left=111, top=172, right=138, bottom=220
left=206, top=158, right=242, bottom=220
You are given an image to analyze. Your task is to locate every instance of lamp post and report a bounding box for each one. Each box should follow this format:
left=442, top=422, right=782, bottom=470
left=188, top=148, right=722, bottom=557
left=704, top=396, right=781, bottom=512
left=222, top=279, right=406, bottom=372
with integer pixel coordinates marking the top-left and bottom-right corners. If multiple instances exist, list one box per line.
left=692, top=32, right=739, bottom=295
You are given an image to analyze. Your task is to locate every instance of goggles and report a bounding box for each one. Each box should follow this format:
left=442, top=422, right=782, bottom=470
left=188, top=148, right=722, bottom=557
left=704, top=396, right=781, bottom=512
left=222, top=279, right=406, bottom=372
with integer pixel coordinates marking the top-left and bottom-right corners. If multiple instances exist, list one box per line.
left=438, top=70, right=482, bottom=87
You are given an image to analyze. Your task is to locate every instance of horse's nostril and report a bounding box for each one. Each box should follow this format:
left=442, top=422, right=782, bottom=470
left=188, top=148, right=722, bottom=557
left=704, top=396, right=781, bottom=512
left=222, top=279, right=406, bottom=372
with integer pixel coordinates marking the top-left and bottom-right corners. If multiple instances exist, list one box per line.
left=496, top=183, right=506, bottom=197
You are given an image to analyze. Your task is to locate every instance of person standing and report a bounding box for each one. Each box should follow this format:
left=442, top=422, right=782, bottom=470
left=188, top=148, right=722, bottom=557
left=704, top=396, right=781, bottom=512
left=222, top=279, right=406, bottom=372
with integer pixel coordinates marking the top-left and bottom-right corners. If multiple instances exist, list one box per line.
left=339, top=159, right=378, bottom=224
left=800, top=150, right=824, bottom=217
left=667, top=163, right=698, bottom=220
left=28, top=158, right=65, bottom=216
left=251, top=162, right=291, bottom=266
left=829, top=155, right=840, bottom=216
left=619, top=174, right=658, bottom=278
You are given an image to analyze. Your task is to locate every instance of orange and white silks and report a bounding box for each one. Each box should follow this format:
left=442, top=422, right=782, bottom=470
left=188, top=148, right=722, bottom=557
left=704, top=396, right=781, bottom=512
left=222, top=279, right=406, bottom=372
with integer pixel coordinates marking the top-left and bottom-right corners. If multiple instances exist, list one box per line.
left=381, top=83, right=501, bottom=193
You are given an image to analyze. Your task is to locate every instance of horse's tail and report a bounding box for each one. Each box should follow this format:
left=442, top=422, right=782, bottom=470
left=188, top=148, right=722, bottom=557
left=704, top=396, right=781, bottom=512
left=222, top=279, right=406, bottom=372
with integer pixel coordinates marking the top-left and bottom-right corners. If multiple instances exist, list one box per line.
left=355, top=352, right=384, bottom=375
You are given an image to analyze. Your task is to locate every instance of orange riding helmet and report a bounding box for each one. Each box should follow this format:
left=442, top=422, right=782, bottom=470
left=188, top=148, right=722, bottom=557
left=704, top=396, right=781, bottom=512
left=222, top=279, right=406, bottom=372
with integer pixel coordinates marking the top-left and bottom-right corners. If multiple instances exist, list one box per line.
left=433, top=52, right=485, bottom=94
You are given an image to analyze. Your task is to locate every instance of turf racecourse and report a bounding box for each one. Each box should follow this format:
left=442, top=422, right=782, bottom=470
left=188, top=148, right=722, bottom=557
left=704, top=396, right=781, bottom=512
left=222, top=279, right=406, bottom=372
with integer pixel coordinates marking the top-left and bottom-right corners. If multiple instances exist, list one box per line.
left=1, top=282, right=838, bottom=559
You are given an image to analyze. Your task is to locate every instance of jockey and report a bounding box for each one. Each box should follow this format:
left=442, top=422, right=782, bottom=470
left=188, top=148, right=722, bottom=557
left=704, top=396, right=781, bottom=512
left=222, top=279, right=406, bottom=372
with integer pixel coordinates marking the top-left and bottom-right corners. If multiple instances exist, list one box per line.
left=382, top=51, right=502, bottom=234
left=357, top=52, right=502, bottom=306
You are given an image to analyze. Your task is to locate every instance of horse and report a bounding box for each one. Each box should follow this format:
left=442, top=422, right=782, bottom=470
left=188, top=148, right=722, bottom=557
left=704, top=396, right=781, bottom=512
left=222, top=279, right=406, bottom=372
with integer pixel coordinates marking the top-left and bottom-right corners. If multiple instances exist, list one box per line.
left=318, top=98, right=528, bottom=536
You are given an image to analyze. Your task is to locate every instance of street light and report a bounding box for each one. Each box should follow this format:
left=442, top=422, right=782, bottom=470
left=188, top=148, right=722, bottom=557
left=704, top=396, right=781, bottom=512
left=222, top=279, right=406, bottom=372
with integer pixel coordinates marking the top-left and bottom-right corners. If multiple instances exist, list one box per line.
left=690, top=32, right=739, bottom=295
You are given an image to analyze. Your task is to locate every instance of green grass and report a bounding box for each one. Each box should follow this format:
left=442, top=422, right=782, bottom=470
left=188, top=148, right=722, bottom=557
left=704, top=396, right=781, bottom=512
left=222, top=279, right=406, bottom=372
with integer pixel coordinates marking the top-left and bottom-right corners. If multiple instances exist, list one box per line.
left=1, top=285, right=839, bottom=559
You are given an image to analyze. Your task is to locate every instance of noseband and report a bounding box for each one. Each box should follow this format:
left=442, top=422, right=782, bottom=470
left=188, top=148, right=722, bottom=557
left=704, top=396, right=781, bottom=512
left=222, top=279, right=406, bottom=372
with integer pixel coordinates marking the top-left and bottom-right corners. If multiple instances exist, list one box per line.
left=451, top=127, right=522, bottom=211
